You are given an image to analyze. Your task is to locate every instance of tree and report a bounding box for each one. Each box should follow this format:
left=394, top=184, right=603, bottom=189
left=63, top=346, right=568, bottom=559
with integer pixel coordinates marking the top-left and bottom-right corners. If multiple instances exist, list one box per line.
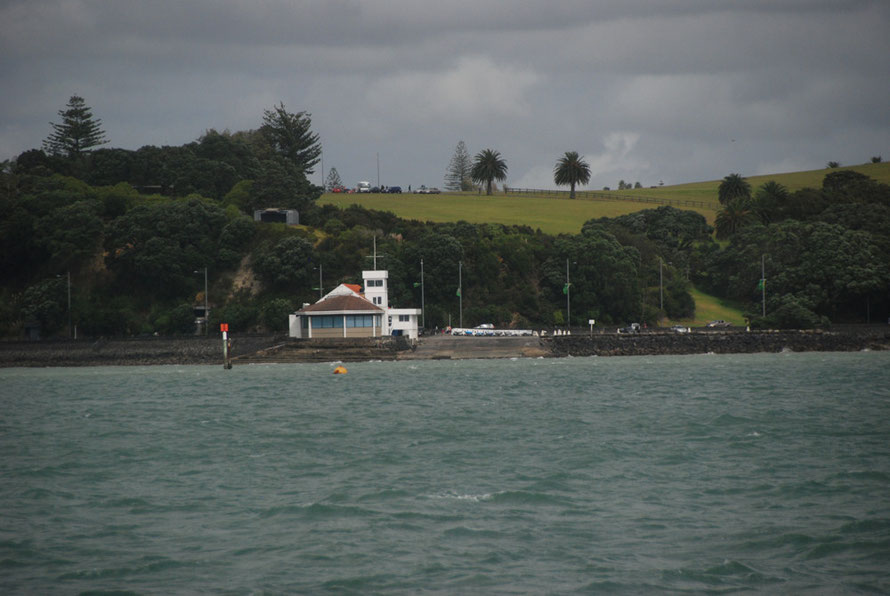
left=444, top=141, right=473, bottom=191
left=325, top=167, right=343, bottom=191
left=715, top=198, right=756, bottom=239
left=717, top=173, right=751, bottom=205
left=752, top=180, right=789, bottom=224
left=553, top=151, right=591, bottom=199
left=42, top=95, right=108, bottom=158
left=259, top=103, right=321, bottom=175
left=471, top=149, right=507, bottom=196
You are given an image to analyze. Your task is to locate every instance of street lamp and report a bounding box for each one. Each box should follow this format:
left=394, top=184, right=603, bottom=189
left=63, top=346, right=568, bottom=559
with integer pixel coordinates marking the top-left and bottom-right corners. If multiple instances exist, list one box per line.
left=458, top=260, right=463, bottom=328
left=659, top=258, right=664, bottom=312
left=56, top=271, right=72, bottom=338
left=420, top=258, right=425, bottom=330
left=566, top=258, right=571, bottom=330
left=194, top=267, right=208, bottom=334
left=66, top=270, right=71, bottom=338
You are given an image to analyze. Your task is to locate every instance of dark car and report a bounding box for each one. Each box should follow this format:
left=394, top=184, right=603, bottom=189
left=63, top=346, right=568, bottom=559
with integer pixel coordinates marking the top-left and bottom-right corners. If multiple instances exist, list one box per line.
left=388, top=186, right=402, bottom=193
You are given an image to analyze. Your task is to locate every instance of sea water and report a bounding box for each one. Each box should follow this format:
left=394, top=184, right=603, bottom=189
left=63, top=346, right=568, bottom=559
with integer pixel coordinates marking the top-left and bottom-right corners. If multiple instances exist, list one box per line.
left=1, top=352, right=889, bottom=594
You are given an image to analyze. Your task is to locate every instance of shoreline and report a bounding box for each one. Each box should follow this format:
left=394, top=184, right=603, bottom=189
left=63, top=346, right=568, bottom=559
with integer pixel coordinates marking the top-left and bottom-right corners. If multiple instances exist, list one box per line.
left=1, top=327, right=888, bottom=367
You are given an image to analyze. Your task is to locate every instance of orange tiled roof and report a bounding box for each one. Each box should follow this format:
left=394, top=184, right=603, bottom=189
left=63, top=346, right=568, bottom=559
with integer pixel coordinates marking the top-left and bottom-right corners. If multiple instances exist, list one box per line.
left=298, top=295, right=383, bottom=313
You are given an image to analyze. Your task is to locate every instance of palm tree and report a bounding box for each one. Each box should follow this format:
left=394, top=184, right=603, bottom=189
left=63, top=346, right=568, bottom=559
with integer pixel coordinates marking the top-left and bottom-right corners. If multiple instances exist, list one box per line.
left=715, top=197, right=756, bottom=239
left=752, top=180, right=788, bottom=224
left=717, top=173, right=751, bottom=205
left=553, top=151, right=591, bottom=199
left=471, top=149, right=508, bottom=195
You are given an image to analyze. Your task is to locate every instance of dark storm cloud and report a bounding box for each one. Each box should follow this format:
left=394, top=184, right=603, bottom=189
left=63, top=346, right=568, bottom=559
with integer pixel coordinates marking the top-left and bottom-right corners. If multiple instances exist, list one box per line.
left=1, top=0, right=888, bottom=189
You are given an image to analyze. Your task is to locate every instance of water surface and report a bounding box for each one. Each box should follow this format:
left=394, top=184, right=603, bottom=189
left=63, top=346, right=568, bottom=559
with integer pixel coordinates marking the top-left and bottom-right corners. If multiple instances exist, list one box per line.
left=2, top=352, right=889, bottom=593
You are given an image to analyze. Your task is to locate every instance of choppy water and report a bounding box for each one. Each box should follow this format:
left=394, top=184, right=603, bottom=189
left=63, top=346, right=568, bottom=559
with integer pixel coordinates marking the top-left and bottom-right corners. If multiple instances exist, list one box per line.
left=1, top=352, right=889, bottom=594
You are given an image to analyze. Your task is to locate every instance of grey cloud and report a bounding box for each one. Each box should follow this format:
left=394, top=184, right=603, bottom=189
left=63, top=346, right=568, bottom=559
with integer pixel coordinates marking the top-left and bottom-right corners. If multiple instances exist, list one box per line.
left=1, top=0, right=888, bottom=192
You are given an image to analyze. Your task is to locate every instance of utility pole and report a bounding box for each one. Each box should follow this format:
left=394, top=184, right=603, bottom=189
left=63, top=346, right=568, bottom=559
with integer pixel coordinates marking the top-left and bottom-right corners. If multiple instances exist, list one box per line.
left=318, top=264, right=323, bottom=300
left=421, top=258, right=425, bottom=330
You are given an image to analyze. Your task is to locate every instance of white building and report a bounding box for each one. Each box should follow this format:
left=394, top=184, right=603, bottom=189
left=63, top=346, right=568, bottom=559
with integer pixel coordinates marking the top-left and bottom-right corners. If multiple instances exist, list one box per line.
left=289, top=269, right=422, bottom=339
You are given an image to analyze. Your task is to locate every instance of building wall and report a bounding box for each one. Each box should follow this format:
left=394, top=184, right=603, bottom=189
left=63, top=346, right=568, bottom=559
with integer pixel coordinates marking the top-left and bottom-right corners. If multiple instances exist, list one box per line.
left=310, top=327, right=345, bottom=339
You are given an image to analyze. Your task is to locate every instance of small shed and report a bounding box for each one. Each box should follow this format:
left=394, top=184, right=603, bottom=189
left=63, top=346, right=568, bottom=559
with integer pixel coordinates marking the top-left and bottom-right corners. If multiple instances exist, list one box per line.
left=253, top=208, right=299, bottom=225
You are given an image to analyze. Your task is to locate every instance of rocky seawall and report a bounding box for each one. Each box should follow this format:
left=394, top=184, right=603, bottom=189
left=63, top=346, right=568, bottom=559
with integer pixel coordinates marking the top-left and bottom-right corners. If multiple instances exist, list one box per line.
left=1, top=328, right=887, bottom=367
left=546, top=328, right=890, bottom=358
left=0, top=335, right=284, bottom=367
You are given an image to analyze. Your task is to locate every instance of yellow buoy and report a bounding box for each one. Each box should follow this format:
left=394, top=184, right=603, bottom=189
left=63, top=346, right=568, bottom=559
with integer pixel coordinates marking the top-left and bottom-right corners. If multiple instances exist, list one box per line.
left=332, top=365, right=348, bottom=375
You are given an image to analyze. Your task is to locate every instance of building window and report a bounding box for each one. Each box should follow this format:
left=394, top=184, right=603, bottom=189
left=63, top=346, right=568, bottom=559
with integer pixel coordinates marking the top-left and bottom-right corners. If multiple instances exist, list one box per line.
left=312, top=315, right=343, bottom=328
left=346, top=315, right=375, bottom=328
left=398, top=315, right=409, bottom=322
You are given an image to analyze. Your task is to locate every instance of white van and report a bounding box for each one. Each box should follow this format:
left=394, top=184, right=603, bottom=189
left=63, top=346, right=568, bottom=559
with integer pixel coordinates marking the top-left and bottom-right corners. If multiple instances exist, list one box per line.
left=357, top=181, right=371, bottom=193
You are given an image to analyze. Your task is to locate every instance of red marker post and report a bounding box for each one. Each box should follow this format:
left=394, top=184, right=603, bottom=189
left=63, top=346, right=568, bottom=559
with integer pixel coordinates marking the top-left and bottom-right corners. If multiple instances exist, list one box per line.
left=220, top=323, right=232, bottom=369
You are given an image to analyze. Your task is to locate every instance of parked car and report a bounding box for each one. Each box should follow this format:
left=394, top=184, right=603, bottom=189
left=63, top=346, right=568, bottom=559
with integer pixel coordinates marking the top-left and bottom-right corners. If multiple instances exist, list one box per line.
left=388, top=186, right=402, bottom=193
left=706, top=320, right=731, bottom=328
left=415, top=185, right=429, bottom=194
left=428, top=187, right=441, bottom=194
left=357, top=181, right=371, bottom=193
left=671, top=325, right=691, bottom=333
left=618, top=323, right=640, bottom=334
left=331, top=185, right=347, bottom=193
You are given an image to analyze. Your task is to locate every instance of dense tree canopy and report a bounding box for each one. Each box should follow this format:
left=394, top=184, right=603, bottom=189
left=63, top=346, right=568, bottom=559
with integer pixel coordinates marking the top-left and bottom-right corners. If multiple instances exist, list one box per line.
left=4, top=100, right=889, bottom=337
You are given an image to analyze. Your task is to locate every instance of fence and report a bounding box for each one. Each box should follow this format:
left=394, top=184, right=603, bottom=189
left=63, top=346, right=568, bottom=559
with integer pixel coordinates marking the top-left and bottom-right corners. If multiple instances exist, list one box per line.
left=504, top=187, right=719, bottom=210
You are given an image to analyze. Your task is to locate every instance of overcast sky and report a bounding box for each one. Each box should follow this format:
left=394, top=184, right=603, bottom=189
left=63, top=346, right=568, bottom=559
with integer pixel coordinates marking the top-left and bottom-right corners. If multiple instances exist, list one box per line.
left=2, top=0, right=889, bottom=190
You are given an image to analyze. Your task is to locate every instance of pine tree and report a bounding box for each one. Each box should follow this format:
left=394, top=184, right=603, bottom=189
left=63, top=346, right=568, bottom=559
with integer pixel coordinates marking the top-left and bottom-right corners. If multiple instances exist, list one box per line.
left=444, top=141, right=473, bottom=191
left=43, top=95, right=108, bottom=158
left=325, top=167, right=343, bottom=191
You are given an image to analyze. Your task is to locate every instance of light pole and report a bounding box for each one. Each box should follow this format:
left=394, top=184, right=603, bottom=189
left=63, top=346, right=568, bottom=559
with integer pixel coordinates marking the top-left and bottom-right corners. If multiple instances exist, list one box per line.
left=658, top=257, right=664, bottom=312
left=66, top=270, right=72, bottom=338
left=761, top=254, right=766, bottom=317
left=420, top=258, right=425, bottom=330
left=566, top=258, right=571, bottom=330
left=458, top=260, right=463, bottom=328
left=194, top=268, right=208, bottom=335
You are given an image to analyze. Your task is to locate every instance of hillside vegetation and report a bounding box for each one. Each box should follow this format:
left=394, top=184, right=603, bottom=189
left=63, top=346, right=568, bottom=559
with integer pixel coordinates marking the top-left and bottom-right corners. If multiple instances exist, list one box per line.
left=2, top=100, right=888, bottom=338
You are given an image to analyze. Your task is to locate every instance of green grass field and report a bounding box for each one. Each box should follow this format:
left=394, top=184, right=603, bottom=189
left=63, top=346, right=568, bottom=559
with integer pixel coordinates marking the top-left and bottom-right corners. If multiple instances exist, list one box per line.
left=613, top=161, right=890, bottom=205
left=320, top=161, right=890, bottom=235
left=320, top=192, right=705, bottom=235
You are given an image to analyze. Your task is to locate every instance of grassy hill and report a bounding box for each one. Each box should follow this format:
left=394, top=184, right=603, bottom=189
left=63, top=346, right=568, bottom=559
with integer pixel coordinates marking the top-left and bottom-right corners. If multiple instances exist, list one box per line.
left=320, top=161, right=890, bottom=235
